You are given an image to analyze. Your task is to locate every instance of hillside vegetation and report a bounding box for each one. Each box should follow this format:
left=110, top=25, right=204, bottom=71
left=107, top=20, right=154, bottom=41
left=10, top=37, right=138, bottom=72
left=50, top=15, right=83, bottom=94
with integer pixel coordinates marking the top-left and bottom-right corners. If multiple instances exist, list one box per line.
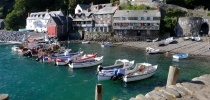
left=0, top=0, right=209, bottom=32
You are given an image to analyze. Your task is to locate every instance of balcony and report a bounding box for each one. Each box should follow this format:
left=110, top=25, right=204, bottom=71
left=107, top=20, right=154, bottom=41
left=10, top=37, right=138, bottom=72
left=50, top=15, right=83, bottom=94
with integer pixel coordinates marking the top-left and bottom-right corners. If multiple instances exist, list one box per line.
left=73, top=24, right=93, bottom=27
left=95, top=23, right=111, bottom=27
left=113, top=26, right=159, bottom=30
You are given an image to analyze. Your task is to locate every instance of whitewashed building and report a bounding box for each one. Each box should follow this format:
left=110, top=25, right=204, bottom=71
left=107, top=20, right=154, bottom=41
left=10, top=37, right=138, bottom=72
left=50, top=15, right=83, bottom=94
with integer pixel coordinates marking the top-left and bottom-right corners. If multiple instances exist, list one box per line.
left=26, top=9, right=64, bottom=33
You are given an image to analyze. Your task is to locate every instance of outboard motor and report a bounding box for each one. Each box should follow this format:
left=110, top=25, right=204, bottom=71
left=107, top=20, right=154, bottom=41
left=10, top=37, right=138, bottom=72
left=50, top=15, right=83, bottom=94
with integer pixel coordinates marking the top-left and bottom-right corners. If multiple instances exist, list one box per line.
left=111, top=68, right=125, bottom=81
left=97, top=65, right=103, bottom=72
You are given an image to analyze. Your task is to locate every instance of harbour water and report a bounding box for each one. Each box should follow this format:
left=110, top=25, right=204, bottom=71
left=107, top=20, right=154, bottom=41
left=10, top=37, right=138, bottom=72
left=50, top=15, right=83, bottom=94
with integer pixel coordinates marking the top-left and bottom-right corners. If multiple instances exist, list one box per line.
left=0, top=43, right=210, bottom=100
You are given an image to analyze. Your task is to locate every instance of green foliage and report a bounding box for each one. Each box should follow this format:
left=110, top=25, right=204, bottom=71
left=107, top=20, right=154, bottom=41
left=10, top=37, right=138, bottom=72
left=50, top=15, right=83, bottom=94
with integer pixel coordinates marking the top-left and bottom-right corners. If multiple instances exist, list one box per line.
left=4, top=0, right=27, bottom=30
left=120, top=4, right=157, bottom=10
left=166, top=8, right=187, bottom=17
left=207, top=13, right=210, bottom=16
left=110, top=0, right=119, bottom=4
left=160, top=8, right=187, bottom=36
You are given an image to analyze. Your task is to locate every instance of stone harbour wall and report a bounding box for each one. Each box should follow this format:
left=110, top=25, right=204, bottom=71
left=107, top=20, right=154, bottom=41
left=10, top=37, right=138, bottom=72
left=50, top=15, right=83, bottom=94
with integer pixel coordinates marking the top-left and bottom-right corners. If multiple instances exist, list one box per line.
left=130, top=74, right=210, bottom=100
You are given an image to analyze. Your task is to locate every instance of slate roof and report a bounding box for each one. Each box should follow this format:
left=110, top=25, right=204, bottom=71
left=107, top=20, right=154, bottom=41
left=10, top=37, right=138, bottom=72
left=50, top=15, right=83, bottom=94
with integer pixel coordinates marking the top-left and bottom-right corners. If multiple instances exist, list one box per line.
left=78, top=4, right=91, bottom=10
left=113, top=10, right=161, bottom=17
left=95, top=6, right=118, bottom=14
left=51, top=16, right=62, bottom=25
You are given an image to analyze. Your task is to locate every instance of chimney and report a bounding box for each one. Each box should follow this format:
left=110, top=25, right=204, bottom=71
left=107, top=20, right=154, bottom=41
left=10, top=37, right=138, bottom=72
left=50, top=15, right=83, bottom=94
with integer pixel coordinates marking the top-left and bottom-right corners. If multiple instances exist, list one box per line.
left=46, top=9, right=49, bottom=12
left=116, top=4, right=120, bottom=10
left=28, top=12, right=30, bottom=17
left=90, top=2, right=94, bottom=6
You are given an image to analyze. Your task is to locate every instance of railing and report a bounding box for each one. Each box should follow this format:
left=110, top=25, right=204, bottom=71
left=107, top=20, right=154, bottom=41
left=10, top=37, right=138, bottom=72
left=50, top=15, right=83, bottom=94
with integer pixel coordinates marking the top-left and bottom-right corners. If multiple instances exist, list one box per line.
left=113, top=26, right=159, bottom=30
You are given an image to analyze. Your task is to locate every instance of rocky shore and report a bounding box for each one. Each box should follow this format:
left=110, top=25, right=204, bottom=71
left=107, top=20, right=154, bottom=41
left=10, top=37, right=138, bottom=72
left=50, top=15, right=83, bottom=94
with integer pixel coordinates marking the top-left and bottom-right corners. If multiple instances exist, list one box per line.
left=0, top=31, right=46, bottom=42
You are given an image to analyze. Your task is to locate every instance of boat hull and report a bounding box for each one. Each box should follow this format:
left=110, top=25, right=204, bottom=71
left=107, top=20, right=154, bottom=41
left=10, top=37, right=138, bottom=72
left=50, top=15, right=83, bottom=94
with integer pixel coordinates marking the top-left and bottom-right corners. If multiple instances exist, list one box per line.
left=97, top=71, right=113, bottom=81
left=69, top=56, right=103, bottom=68
left=123, top=71, right=156, bottom=82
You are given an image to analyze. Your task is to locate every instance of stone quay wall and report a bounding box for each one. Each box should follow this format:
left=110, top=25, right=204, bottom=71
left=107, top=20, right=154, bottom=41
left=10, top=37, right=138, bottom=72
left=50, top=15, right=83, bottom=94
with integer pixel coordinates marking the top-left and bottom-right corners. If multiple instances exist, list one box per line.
left=130, top=74, right=210, bottom=100
left=175, top=17, right=210, bottom=37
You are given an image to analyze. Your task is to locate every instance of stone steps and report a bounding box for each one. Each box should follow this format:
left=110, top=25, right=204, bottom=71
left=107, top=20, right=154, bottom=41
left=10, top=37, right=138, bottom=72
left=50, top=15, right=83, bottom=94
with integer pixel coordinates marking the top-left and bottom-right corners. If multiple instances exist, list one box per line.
left=130, top=74, right=210, bottom=100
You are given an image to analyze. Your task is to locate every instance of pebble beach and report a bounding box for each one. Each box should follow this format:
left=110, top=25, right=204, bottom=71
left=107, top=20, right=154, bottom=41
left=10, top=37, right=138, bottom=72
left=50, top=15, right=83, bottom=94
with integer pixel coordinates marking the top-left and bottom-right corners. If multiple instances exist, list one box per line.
left=115, top=37, right=210, bottom=58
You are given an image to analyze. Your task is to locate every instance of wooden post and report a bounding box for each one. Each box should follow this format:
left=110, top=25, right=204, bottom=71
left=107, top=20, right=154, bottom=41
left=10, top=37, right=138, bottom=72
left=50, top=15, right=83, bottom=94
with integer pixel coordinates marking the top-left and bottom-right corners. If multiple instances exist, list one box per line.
left=95, top=84, right=102, bottom=100
left=166, top=66, right=180, bottom=87
left=0, top=94, right=9, bottom=100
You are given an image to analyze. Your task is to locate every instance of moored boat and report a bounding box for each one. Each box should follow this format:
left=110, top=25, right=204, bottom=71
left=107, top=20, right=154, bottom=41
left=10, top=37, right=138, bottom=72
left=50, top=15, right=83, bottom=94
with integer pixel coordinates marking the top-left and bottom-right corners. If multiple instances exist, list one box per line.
left=68, top=56, right=104, bottom=68
left=122, top=63, right=158, bottom=82
left=97, top=59, right=135, bottom=81
left=146, top=47, right=160, bottom=54
left=172, top=53, right=188, bottom=59
left=82, top=41, right=90, bottom=44
left=110, top=62, right=158, bottom=82
left=101, top=42, right=112, bottom=47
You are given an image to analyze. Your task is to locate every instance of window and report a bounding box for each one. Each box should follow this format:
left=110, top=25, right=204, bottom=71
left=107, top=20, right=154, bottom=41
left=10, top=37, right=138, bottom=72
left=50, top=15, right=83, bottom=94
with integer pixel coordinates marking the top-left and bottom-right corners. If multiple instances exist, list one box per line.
left=141, top=17, right=144, bottom=20
left=98, top=15, right=101, bottom=18
left=122, top=17, right=126, bottom=20
left=150, top=17, right=153, bottom=20
left=114, top=17, right=120, bottom=20
left=108, top=14, right=111, bottom=18
left=153, top=17, right=160, bottom=20
left=138, top=17, right=141, bottom=21
left=147, top=17, right=150, bottom=20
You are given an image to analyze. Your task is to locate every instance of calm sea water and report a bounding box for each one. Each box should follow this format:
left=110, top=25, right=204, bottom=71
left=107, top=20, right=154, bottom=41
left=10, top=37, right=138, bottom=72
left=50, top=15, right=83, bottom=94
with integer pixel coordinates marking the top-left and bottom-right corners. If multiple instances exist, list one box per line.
left=0, top=43, right=210, bottom=100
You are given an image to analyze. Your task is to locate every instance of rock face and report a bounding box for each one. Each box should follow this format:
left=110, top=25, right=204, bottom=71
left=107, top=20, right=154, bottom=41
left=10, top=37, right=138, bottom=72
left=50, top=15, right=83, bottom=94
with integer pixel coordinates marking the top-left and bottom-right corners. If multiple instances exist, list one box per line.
left=130, top=74, right=210, bottom=100
left=0, top=31, right=45, bottom=42
left=0, top=31, right=25, bottom=42
left=0, top=94, right=9, bottom=100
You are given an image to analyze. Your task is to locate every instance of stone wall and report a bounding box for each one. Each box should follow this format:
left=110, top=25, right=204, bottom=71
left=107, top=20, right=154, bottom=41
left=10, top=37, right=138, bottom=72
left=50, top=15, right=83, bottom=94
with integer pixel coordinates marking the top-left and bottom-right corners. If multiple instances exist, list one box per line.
left=175, top=17, right=210, bottom=36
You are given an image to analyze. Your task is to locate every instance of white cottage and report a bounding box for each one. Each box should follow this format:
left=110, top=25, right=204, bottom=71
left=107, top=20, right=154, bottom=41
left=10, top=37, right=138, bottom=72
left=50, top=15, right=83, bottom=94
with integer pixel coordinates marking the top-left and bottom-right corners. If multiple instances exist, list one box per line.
left=26, top=9, right=64, bottom=33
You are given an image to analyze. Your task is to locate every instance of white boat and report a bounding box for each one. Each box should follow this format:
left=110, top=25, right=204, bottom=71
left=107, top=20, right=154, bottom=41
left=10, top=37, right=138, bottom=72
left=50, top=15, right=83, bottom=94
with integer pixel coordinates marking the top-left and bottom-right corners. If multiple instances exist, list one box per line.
left=109, top=62, right=158, bottom=82
left=82, top=41, right=90, bottom=44
left=165, top=37, right=174, bottom=44
left=122, top=63, right=158, bottom=82
left=146, top=47, right=160, bottom=54
left=172, top=53, right=188, bottom=59
left=11, top=45, right=21, bottom=52
left=97, top=59, right=135, bottom=81
left=68, top=56, right=103, bottom=68
left=101, top=42, right=112, bottom=47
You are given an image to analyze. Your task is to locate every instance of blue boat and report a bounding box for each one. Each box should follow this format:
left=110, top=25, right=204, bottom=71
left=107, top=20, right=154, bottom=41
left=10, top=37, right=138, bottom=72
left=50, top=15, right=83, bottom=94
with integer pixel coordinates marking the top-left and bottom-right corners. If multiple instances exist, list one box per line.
left=173, top=53, right=188, bottom=59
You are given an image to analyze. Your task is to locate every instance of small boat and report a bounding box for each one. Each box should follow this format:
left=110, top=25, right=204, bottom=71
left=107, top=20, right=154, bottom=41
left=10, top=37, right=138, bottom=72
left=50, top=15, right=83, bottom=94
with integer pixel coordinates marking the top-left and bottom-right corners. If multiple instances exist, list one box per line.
left=172, top=53, right=188, bottom=59
left=152, top=38, right=160, bottom=42
left=68, top=56, right=103, bottom=68
left=54, top=51, right=84, bottom=66
left=165, top=37, right=175, bottom=44
left=122, top=63, right=158, bottom=82
left=194, top=36, right=201, bottom=42
left=72, top=53, right=97, bottom=62
left=97, top=59, right=135, bottom=81
left=101, top=42, right=112, bottom=47
left=146, top=47, right=160, bottom=54
left=82, top=41, right=90, bottom=44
